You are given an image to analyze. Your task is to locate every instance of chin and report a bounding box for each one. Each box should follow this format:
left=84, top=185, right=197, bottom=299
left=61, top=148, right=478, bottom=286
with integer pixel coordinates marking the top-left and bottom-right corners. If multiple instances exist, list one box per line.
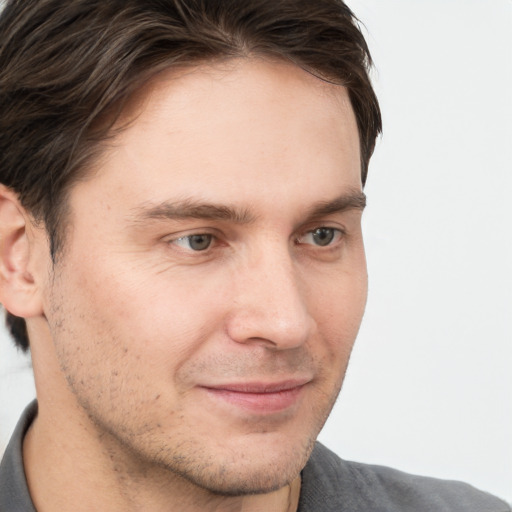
left=178, top=458, right=303, bottom=497
left=156, top=433, right=316, bottom=497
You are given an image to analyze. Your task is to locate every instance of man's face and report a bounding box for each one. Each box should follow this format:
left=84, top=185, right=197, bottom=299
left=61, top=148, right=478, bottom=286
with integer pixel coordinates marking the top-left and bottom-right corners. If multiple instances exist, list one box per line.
left=41, top=59, right=367, bottom=494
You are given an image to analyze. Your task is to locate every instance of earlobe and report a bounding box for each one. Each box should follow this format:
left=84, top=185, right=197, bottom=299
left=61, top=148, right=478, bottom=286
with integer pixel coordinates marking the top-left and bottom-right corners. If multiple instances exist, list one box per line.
left=0, top=185, right=45, bottom=319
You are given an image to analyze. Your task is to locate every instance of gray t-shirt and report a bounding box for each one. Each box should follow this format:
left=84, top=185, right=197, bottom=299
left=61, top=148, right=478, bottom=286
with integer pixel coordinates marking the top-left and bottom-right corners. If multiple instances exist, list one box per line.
left=298, top=443, right=510, bottom=511
left=1, top=402, right=510, bottom=511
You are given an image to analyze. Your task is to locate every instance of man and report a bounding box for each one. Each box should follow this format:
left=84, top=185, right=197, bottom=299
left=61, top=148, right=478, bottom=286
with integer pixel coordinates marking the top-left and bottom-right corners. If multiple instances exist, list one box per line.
left=0, top=1, right=509, bottom=511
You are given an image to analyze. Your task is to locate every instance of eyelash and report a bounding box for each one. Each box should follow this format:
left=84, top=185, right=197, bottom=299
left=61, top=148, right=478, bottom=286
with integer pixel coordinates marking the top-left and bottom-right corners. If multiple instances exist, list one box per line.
left=295, top=227, right=345, bottom=248
left=166, top=226, right=345, bottom=253
left=171, top=233, right=216, bottom=252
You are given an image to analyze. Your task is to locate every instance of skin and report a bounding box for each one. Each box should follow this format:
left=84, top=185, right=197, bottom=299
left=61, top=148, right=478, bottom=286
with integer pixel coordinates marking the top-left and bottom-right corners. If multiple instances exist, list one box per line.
left=1, top=58, right=367, bottom=511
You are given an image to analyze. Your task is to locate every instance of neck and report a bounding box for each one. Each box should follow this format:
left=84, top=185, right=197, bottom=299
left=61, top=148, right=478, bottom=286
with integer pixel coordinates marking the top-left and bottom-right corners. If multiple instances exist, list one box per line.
left=23, top=405, right=301, bottom=512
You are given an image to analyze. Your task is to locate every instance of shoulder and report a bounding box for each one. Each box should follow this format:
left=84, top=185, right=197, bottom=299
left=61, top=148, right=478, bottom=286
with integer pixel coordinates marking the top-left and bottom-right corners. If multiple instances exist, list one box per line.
left=0, top=401, right=38, bottom=512
left=298, top=442, right=510, bottom=512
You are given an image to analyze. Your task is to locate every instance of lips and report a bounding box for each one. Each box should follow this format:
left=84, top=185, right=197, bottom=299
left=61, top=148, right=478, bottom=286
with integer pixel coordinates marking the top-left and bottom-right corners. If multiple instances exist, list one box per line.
left=201, top=379, right=310, bottom=414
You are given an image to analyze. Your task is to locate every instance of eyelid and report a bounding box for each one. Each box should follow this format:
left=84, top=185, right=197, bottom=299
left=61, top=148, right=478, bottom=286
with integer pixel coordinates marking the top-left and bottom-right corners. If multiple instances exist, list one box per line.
left=171, top=234, right=213, bottom=251
left=163, top=229, right=221, bottom=253
left=163, top=226, right=217, bottom=241
left=295, top=226, right=345, bottom=247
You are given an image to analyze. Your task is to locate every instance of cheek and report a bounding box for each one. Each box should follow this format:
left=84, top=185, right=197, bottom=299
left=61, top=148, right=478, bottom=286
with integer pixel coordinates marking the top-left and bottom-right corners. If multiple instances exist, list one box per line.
left=308, top=263, right=368, bottom=355
left=63, top=255, right=229, bottom=372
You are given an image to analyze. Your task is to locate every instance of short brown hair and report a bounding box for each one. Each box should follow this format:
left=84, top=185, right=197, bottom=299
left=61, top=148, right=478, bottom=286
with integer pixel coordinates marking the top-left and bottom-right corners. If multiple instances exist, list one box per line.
left=0, top=0, right=381, bottom=351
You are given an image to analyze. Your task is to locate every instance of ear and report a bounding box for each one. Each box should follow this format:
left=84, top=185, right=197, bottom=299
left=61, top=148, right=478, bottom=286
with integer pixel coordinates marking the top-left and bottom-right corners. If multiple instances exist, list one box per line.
left=0, top=185, right=46, bottom=318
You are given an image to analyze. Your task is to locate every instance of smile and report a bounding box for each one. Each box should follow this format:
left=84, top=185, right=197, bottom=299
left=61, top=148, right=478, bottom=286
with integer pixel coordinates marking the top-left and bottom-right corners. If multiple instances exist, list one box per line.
left=200, top=379, right=311, bottom=414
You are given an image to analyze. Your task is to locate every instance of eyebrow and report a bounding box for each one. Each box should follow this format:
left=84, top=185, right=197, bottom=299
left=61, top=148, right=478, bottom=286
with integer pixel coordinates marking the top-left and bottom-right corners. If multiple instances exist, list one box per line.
left=129, top=190, right=366, bottom=226
left=305, top=189, right=366, bottom=219
left=130, top=198, right=256, bottom=225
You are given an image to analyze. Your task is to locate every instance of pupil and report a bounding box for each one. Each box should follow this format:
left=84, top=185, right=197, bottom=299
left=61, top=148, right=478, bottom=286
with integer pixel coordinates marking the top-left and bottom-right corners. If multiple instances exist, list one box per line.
left=313, top=228, right=334, bottom=246
left=189, top=234, right=211, bottom=251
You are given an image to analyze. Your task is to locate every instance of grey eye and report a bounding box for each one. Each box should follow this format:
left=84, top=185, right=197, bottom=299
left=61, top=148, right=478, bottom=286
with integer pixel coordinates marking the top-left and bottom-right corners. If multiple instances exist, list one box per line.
left=311, top=228, right=336, bottom=246
left=173, top=234, right=213, bottom=251
left=187, top=234, right=212, bottom=251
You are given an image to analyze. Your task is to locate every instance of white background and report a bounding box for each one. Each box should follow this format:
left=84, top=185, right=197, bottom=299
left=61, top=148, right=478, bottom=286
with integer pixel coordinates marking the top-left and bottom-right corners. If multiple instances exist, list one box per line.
left=1, top=0, right=511, bottom=504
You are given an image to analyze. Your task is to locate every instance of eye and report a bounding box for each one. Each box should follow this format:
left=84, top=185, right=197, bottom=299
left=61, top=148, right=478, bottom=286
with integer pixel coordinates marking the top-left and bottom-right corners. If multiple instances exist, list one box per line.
left=171, top=234, right=213, bottom=251
left=298, top=227, right=343, bottom=247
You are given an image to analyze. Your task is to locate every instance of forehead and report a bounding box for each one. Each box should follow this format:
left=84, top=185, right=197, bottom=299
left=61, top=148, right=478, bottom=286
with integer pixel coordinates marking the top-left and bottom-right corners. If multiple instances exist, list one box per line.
left=119, top=57, right=357, bottom=133
left=72, top=58, right=361, bottom=218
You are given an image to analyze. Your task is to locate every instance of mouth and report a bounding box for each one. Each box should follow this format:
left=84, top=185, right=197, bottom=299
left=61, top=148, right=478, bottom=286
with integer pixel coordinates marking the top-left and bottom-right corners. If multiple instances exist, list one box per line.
left=200, top=379, right=311, bottom=414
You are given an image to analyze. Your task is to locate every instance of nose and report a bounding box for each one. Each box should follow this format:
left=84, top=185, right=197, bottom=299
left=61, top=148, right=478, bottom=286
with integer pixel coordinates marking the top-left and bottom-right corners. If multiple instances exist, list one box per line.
left=225, top=246, right=315, bottom=350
